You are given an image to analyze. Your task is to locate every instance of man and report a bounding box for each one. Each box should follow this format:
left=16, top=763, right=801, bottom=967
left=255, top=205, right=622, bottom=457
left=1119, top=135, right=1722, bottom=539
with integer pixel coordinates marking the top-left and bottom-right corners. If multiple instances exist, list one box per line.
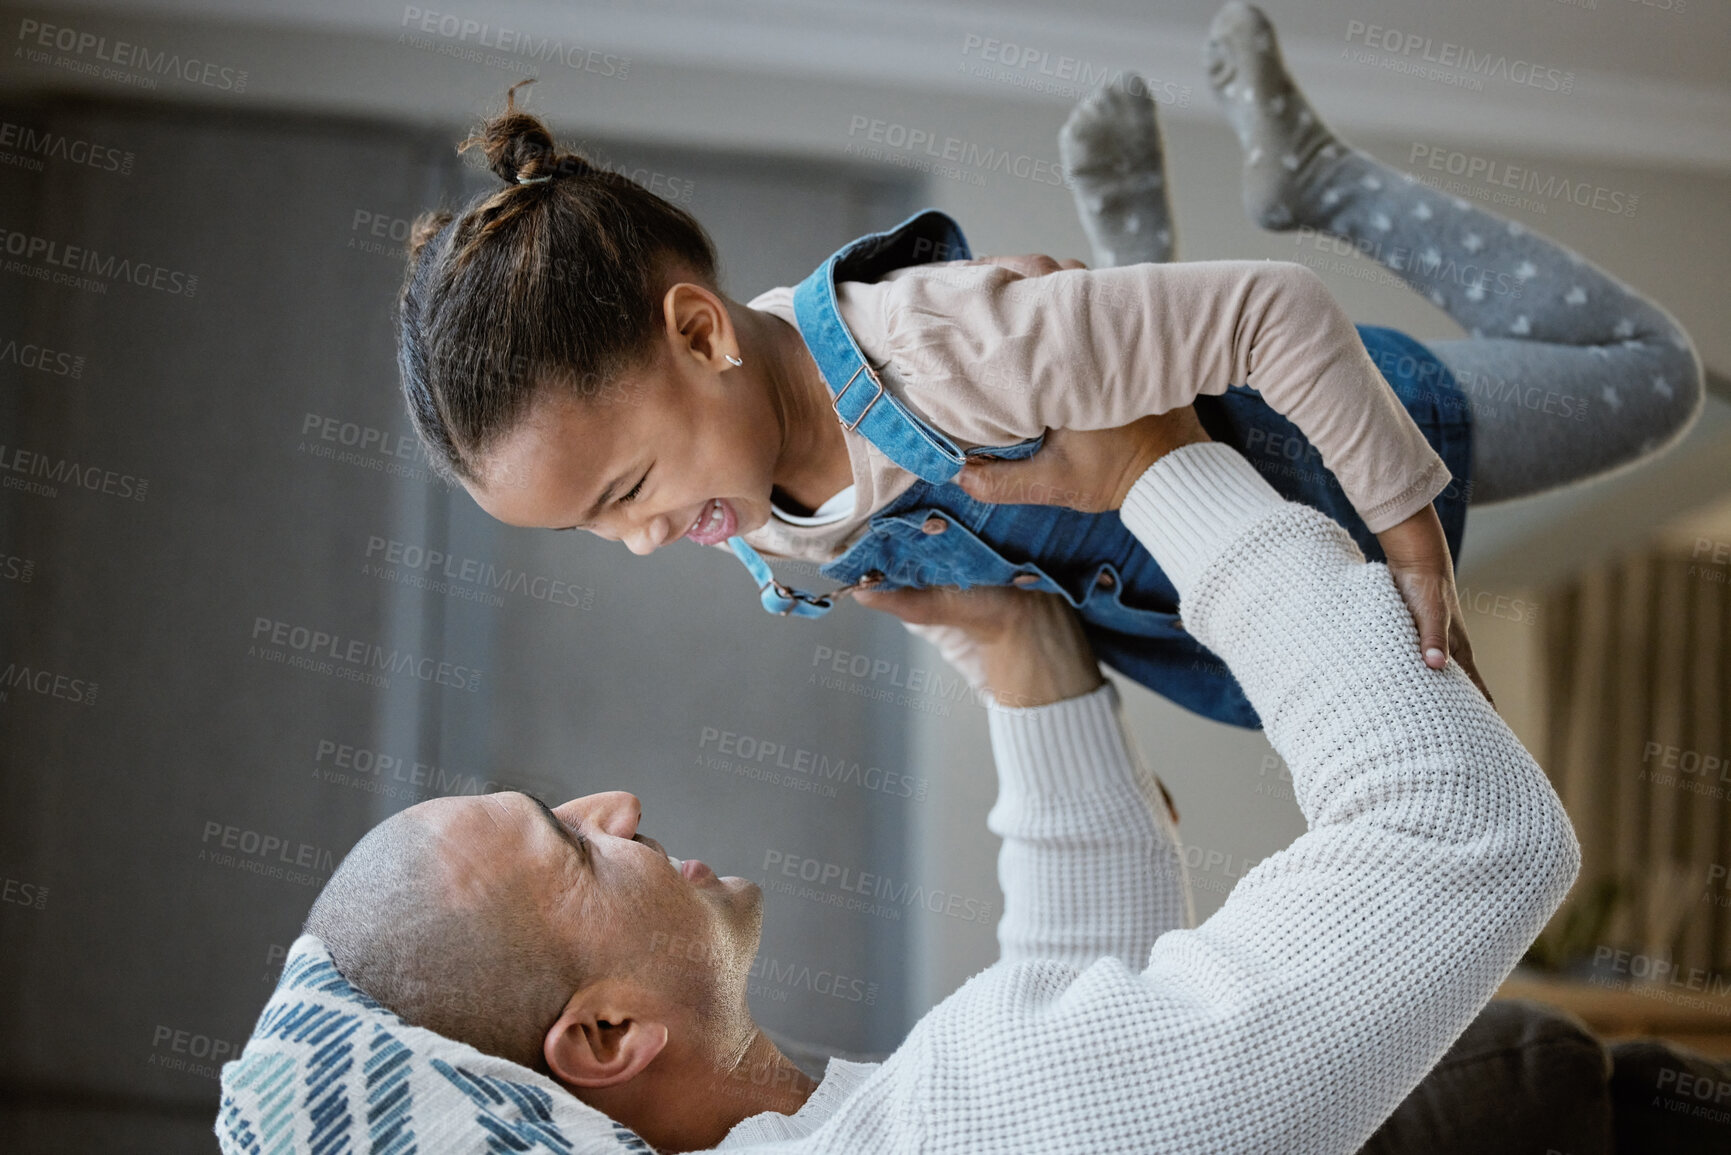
left=223, top=416, right=1593, bottom=1152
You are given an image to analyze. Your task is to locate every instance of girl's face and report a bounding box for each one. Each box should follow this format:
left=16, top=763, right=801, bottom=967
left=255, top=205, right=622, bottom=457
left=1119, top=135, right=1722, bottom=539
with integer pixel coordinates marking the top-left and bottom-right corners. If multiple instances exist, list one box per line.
left=467, top=292, right=778, bottom=555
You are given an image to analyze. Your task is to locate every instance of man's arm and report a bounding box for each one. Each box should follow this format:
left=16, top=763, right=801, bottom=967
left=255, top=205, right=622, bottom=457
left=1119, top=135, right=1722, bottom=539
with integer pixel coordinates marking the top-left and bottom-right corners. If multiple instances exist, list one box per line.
left=978, top=595, right=1197, bottom=969
left=726, top=434, right=1576, bottom=1154
left=855, top=587, right=1193, bottom=971
left=881, top=434, right=1580, bottom=1152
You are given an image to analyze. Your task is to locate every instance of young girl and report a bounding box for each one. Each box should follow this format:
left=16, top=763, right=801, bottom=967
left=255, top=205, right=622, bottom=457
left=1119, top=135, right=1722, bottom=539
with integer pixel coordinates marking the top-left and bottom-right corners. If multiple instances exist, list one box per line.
left=395, top=3, right=1701, bottom=729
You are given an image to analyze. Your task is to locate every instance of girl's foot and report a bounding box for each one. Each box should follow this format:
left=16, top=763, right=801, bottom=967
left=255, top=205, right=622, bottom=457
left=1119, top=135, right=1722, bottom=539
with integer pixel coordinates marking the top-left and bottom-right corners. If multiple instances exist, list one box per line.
left=1060, top=77, right=1175, bottom=266
left=1204, top=1, right=1345, bottom=230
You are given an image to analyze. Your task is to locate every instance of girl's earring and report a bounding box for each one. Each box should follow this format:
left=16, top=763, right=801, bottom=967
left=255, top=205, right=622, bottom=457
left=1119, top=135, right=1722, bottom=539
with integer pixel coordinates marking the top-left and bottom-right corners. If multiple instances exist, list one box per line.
left=725, top=354, right=743, bottom=367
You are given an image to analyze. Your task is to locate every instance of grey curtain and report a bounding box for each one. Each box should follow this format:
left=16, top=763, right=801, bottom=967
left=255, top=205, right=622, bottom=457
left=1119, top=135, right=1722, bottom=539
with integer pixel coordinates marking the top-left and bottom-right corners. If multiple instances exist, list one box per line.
left=0, top=97, right=922, bottom=1150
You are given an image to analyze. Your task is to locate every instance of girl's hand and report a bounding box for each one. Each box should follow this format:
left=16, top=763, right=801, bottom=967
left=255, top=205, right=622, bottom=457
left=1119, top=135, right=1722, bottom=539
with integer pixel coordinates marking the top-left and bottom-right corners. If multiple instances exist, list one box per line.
left=1376, top=507, right=1494, bottom=705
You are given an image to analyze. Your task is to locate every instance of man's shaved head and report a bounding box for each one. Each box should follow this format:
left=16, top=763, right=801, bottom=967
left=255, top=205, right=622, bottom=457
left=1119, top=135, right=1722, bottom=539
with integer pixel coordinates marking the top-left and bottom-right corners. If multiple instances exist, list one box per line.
left=303, top=789, right=764, bottom=1089
left=304, top=801, right=581, bottom=1070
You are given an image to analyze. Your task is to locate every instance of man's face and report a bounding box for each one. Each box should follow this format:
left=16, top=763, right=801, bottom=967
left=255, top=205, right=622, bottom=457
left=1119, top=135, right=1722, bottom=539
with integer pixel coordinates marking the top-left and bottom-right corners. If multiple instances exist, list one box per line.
left=416, top=790, right=763, bottom=1017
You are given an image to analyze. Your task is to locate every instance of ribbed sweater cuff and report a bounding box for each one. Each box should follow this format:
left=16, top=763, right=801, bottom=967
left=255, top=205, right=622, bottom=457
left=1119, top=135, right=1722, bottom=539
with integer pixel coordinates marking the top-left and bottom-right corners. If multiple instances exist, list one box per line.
left=987, top=682, right=1135, bottom=804
left=1119, top=442, right=1287, bottom=599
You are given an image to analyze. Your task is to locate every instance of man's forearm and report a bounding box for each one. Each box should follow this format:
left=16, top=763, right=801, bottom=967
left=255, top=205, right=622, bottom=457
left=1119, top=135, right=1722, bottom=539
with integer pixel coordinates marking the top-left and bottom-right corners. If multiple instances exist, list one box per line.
left=987, top=683, right=1192, bottom=970
left=965, top=578, right=1186, bottom=970
left=975, top=594, right=1103, bottom=709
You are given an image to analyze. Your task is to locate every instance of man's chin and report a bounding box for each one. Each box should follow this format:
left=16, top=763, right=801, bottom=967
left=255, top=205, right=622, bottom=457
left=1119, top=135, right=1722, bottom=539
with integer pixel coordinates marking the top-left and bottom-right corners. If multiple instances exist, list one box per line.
left=714, top=877, right=764, bottom=937
left=715, top=875, right=761, bottom=908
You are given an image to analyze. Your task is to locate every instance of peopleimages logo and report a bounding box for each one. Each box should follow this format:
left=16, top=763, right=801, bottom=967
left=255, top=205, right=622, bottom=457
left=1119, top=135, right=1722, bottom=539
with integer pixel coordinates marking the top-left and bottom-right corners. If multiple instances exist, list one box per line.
left=248, top=616, right=483, bottom=692
left=761, top=849, right=994, bottom=925
left=2, top=874, right=48, bottom=910
left=0, top=120, right=133, bottom=175
left=16, top=19, right=249, bottom=93
left=844, top=115, right=1071, bottom=189
left=0, top=225, right=198, bottom=296
left=1591, top=945, right=1731, bottom=998
left=0, top=335, right=85, bottom=378
left=958, top=34, right=1193, bottom=107
left=1343, top=20, right=1575, bottom=94
left=647, top=933, right=879, bottom=1006
left=697, top=726, right=929, bottom=801
left=0, top=659, right=98, bottom=705
left=0, top=442, right=149, bottom=501
left=363, top=535, right=595, bottom=610
left=312, top=737, right=525, bottom=799
left=297, top=411, right=441, bottom=485
left=147, top=1025, right=241, bottom=1080
left=1408, top=143, right=1639, bottom=218
left=398, top=6, right=630, bottom=78
left=197, top=819, right=338, bottom=888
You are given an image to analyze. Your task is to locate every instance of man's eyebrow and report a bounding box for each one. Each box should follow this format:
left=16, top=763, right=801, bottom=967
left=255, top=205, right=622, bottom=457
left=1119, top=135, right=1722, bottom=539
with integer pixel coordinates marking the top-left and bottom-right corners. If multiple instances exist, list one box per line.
left=519, top=792, right=588, bottom=866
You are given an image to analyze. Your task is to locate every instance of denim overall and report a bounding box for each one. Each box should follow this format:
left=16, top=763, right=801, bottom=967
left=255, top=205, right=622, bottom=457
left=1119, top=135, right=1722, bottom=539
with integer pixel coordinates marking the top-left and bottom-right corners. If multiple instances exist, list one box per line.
left=727, top=210, right=1472, bottom=729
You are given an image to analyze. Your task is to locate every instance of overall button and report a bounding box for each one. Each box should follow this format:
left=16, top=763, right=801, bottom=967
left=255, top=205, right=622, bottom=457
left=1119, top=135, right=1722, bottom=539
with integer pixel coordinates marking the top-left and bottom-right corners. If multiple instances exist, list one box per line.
left=1173, top=618, right=1185, bottom=632
left=921, top=515, right=948, bottom=535
left=1094, top=570, right=1117, bottom=590
left=1011, top=573, right=1041, bottom=588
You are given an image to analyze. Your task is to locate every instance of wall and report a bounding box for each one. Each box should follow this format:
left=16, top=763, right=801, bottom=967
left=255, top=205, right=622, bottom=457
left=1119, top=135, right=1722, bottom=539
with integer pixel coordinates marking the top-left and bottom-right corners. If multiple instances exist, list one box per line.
left=0, top=96, right=927, bottom=1150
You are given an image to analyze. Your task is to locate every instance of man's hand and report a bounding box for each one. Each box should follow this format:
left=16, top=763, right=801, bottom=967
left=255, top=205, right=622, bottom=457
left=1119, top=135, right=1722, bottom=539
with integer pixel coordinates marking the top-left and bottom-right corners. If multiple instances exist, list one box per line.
left=956, top=409, right=1212, bottom=512
left=854, top=585, right=1103, bottom=709
left=1376, top=508, right=1493, bottom=705
left=954, top=416, right=1495, bottom=706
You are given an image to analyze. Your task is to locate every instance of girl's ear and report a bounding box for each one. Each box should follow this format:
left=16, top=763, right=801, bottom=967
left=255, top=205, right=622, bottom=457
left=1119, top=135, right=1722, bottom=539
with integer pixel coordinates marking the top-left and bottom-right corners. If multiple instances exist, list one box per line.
left=661, top=282, right=737, bottom=370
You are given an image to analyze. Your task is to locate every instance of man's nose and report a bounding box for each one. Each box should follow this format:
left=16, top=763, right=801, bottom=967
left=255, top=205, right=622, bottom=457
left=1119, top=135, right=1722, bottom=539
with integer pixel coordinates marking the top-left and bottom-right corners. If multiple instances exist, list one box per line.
left=556, top=791, right=641, bottom=838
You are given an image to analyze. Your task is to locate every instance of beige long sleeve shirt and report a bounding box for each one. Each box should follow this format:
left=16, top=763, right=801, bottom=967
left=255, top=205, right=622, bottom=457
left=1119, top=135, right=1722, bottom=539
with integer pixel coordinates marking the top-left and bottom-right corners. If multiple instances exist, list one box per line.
left=741, top=258, right=1450, bottom=565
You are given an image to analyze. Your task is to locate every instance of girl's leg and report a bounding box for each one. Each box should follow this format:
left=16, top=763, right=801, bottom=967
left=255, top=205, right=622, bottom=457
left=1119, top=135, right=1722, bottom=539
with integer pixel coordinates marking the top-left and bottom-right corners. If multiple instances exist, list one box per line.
left=1061, top=79, right=1176, bottom=267
left=1204, top=1, right=1704, bottom=505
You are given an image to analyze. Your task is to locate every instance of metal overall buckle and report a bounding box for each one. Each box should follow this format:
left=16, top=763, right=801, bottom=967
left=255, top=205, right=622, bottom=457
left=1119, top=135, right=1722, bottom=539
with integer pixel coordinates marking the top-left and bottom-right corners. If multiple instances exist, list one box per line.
left=761, top=570, right=886, bottom=616
left=831, top=361, right=886, bottom=433
left=762, top=578, right=833, bottom=617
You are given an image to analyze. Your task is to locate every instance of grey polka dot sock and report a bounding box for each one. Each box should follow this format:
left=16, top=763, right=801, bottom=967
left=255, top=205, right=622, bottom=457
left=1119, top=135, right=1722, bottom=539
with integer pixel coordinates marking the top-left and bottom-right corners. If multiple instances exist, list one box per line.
left=1060, top=77, right=1175, bottom=266
left=1204, top=1, right=1344, bottom=235
left=1204, top=0, right=1703, bottom=504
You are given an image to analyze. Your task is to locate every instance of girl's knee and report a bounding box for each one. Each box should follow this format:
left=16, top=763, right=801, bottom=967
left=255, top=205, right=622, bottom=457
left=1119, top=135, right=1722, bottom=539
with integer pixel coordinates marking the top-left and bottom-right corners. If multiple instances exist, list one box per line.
left=1615, top=301, right=1705, bottom=439
left=1643, top=306, right=1706, bottom=414
left=1656, top=335, right=1706, bottom=427
left=1624, top=337, right=1707, bottom=461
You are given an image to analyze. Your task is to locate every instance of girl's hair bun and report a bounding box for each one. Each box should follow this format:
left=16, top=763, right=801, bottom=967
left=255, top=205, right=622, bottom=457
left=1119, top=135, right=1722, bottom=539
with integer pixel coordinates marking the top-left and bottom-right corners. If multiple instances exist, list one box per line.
left=398, top=82, right=719, bottom=487
left=461, top=79, right=593, bottom=186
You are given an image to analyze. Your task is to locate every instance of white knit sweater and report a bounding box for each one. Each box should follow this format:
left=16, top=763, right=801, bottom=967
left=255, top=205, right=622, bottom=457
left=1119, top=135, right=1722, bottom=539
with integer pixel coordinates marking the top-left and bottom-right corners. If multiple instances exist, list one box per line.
left=718, top=442, right=1579, bottom=1153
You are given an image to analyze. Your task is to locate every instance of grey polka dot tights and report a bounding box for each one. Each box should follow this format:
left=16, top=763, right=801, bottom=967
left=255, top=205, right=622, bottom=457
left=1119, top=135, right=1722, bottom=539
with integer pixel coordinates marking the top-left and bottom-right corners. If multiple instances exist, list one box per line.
left=1204, top=1, right=1704, bottom=504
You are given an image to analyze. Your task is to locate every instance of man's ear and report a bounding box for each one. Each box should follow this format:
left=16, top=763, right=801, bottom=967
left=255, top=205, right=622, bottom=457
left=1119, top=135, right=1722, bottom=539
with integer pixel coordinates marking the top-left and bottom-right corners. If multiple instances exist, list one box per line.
left=544, top=980, right=671, bottom=1089
left=661, top=282, right=736, bottom=370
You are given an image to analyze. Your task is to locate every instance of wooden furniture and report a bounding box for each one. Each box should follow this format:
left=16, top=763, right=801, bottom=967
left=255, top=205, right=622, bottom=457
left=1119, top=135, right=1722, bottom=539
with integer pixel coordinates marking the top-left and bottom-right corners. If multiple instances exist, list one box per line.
left=1499, top=971, right=1731, bottom=1058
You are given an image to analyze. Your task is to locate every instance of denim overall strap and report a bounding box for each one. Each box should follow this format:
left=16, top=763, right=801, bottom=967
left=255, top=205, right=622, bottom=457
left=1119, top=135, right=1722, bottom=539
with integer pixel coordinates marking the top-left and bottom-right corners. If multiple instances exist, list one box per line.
left=790, top=209, right=974, bottom=485
left=726, top=537, right=836, bottom=618
left=726, top=209, right=979, bottom=618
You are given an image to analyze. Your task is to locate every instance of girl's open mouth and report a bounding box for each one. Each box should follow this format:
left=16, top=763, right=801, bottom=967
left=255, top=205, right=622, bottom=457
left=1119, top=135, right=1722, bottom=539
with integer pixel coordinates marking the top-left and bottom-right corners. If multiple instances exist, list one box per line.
left=684, top=498, right=738, bottom=545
